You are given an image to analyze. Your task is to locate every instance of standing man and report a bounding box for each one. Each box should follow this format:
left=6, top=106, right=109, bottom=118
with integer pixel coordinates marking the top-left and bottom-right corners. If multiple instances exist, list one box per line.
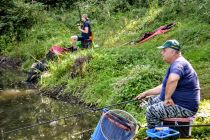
left=71, top=14, right=92, bottom=49
left=135, top=40, right=200, bottom=130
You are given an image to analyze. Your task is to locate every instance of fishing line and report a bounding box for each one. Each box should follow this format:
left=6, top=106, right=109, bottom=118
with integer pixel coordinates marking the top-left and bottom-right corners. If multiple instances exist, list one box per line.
left=4, top=97, right=209, bottom=138
left=142, top=124, right=210, bottom=128
left=3, top=99, right=138, bottom=135
left=71, top=127, right=95, bottom=137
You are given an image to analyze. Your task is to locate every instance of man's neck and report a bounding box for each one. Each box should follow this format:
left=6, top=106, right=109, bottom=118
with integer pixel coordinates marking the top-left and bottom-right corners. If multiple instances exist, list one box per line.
left=170, top=54, right=182, bottom=64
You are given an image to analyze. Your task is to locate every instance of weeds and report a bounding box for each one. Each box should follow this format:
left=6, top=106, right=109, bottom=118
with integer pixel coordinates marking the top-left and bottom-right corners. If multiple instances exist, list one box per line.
left=1, top=0, right=210, bottom=139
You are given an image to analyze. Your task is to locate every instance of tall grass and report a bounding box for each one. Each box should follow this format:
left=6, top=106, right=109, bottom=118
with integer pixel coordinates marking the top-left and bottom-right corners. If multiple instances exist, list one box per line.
left=41, top=1, right=210, bottom=138
left=1, top=0, right=210, bottom=139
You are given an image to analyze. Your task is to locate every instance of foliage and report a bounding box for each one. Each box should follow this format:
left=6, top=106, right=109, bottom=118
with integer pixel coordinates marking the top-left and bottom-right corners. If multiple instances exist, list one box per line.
left=28, top=0, right=79, bottom=9
left=0, top=0, right=44, bottom=41
left=1, top=0, right=210, bottom=139
left=112, top=65, right=163, bottom=102
left=193, top=99, right=210, bottom=139
left=0, top=0, right=47, bottom=55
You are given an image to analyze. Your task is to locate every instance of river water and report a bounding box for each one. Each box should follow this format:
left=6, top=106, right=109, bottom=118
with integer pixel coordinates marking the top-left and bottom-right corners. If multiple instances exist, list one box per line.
left=0, top=69, right=100, bottom=140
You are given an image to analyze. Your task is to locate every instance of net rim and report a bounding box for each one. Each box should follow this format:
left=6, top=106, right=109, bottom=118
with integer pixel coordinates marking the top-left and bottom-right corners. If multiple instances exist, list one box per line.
left=100, top=109, right=137, bottom=140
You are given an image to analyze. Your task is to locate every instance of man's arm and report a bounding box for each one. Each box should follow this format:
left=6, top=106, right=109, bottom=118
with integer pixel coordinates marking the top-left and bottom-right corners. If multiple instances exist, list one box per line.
left=135, top=84, right=162, bottom=100
left=164, top=73, right=180, bottom=106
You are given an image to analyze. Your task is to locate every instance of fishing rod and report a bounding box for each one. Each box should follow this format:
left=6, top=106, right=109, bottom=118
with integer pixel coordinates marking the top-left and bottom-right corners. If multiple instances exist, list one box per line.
left=119, top=40, right=137, bottom=47
left=2, top=97, right=210, bottom=140
left=2, top=99, right=139, bottom=135
left=77, top=5, right=82, bottom=26
left=69, top=123, right=210, bottom=138
left=119, top=36, right=140, bottom=47
left=29, top=54, right=42, bottom=64
left=91, top=99, right=139, bottom=111
left=142, top=124, right=210, bottom=129
left=4, top=97, right=209, bottom=138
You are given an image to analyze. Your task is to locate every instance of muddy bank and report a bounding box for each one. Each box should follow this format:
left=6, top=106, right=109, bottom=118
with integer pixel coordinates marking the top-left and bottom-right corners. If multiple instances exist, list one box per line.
left=0, top=55, right=96, bottom=109
left=33, top=56, right=95, bottom=109
left=39, top=86, right=97, bottom=110
left=0, top=56, right=22, bottom=70
left=0, top=56, right=26, bottom=89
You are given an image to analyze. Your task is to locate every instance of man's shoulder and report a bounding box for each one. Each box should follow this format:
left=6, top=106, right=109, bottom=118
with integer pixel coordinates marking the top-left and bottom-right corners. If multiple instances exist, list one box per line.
left=172, top=57, right=189, bottom=67
left=175, top=56, right=187, bottom=62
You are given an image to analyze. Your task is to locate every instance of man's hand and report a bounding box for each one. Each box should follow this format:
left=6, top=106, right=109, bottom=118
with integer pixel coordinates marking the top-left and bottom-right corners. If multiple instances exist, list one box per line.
left=164, top=98, right=175, bottom=106
left=135, top=92, right=147, bottom=100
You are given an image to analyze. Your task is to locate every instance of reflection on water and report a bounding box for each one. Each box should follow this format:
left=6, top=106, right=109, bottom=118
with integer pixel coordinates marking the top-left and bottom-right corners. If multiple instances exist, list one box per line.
left=0, top=69, right=26, bottom=90
left=0, top=89, right=100, bottom=140
left=0, top=69, right=100, bottom=140
left=0, top=89, right=34, bottom=101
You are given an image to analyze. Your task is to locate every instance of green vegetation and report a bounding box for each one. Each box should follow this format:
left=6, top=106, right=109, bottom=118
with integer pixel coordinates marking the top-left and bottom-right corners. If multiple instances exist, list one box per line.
left=1, top=0, right=210, bottom=139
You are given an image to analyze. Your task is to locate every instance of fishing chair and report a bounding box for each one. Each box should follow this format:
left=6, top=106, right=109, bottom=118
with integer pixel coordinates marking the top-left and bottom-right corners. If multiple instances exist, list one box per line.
left=161, top=116, right=195, bottom=138
left=82, top=34, right=94, bottom=49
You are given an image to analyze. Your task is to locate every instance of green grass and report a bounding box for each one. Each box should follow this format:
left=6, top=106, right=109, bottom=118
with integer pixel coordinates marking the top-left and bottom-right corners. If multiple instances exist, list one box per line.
left=1, top=0, right=210, bottom=139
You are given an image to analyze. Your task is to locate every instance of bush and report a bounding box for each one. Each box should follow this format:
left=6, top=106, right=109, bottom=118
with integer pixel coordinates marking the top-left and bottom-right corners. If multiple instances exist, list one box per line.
left=0, top=1, right=45, bottom=41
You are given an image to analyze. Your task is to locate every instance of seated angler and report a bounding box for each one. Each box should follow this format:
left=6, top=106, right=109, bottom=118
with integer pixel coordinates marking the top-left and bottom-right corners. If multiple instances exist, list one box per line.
left=135, top=40, right=200, bottom=140
left=71, top=14, right=92, bottom=49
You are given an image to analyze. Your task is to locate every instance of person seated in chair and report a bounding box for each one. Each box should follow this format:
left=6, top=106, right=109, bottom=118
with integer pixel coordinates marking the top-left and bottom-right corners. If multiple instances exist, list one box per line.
left=71, top=14, right=92, bottom=49
left=135, top=40, right=200, bottom=140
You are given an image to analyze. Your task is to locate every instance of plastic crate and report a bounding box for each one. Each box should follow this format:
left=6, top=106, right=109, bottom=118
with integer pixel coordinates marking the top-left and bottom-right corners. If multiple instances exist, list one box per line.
left=146, top=127, right=180, bottom=139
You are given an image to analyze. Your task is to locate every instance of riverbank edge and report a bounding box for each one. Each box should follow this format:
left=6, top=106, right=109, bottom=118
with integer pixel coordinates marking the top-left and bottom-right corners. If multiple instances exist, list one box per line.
left=0, top=56, right=22, bottom=70
left=38, top=86, right=98, bottom=111
left=0, top=56, right=96, bottom=111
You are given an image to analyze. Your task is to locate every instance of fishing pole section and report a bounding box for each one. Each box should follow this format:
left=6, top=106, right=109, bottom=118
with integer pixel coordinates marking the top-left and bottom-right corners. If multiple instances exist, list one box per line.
left=1, top=99, right=139, bottom=139
left=1, top=98, right=210, bottom=140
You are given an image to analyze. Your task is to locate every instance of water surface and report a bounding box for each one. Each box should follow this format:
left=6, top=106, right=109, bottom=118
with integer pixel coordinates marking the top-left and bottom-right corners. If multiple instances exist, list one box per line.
left=0, top=69, right=100, bottom=140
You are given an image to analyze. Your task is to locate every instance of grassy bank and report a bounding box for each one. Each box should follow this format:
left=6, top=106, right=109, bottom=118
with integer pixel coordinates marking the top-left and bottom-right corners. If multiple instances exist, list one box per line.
left=1, top=0, right=210, bottom=139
